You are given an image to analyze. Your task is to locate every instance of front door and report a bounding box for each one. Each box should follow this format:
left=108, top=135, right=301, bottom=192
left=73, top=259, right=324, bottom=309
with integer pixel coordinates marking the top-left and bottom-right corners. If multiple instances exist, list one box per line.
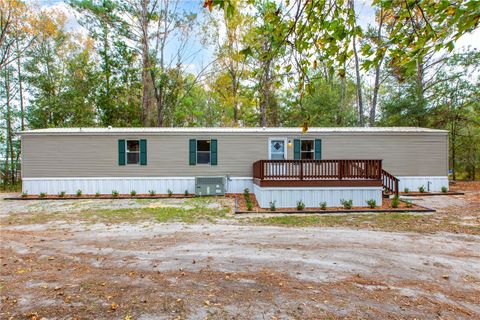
left=269, top=139, right=286, bottom=160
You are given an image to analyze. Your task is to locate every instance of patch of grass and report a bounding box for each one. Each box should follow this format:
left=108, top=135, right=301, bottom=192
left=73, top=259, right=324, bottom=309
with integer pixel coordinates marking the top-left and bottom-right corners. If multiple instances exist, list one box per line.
left=83, top=204, right=229, bottom=224
left=248, top=212, right=425, bottom=231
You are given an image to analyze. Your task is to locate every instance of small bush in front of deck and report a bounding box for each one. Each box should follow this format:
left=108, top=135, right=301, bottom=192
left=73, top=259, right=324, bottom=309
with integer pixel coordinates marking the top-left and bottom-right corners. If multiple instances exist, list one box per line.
left=21, top=192, right=28, bottom=198
left=441, top=186, right=448, bottom=193
left=148, top=190, right=156, bottom=196
left=112, top=190, right=119, bottom=197
left=95, top=191, right=100, bottom=197
left=296, top=200, right=305, bottom=211
left=366, top=199, right=376, bottom=209
left=58, top=191, right=66, bottom=198
left=130, top=190, right=137, bottom=196
left=167, top=189, right=173, bottom=197
left=39, top=192, right=46, bottom=198
left=391, top=195, right=399, bottom=208
left=269, top=200, right=276, bottom=211
left=404, top=187, right=409, bottom=193
left=320, top=201, right=327, bottom=210
left=243, top=188, right=250, bottom=197
left=76, top=189, right=82, bottom=197
left=418, top=185, right=425, bottom=193
left=184, top=190, right=189, bottom=196
left=340, top=199, right=353, bottom=209
left=243, top=188, right=254, bottom=211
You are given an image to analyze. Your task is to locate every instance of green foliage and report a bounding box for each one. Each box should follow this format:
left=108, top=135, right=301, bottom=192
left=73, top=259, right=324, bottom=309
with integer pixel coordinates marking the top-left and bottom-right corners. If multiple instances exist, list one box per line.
left=243, top=188, right=254, bottom=211
left=76, top=189, right=82, bottom=197
left=39, top=192, right=46, bottom=198
left=320, top=201, right=327, bottom=210
left=391, top=196, right=399, bottom=208
left=341, top=199, right=353, bottom=209
left=130, top=190, right=137, bottom=196
left=111, top=190, right=119, bottom=197
left=21, top=192, right=28, bottom=198
left=404, top=187, right=410, bottom=193
left=95, top=192, right=101, bottom=197
left=296, top=200, right=305, bottom=211
left=269, top=200, right=276, bottom=211
left=366, top=199, right=376, bottom=209
left=167, top=189, right=173, bottom=197
left=148, top=190, right=156, bottom=196
left=418, top=185, right=425, bottom=193
left=184, top=190, right=190, bottom=196
left=58, top=191, right=66, bottom=198
left=441, top=186, right=448, bottom=193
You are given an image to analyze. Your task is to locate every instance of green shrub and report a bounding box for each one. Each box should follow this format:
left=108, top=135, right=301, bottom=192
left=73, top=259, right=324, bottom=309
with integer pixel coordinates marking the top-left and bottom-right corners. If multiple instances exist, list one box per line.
left=366, top=199, right=376, bottom=209
left=130, top=190, right=137, bottom=196
left=244, top=188, right=250, bottom=197
left=184, top=190, right=189, bottom=196
left=340, top=199, right=353, bottom=209
left=246, top=201, right=253, bottom=211
left=167, top=189, right=173, bottom=197
left=95, top=192, right=101, bottom=197
left=404, top=187, right=410, bottom=193
left=269, top=200, right=276, bottom=211
left=39, top=192, right=46, bottom=198
left=112, top=190, right=119, bottom=197
left=76, top=189, right=82, bottom=197
left=391, top=195, right=399, bottom=208
left=320, top=201, right=327, bottom=210
left=441, top=186, right=448, bottom=193
left=58, top=191, right=66, bottom=198
left=418, top=185, right=425, bottom=193
left=296, top=200, right=305, bottom=211
left=148, top=190, right=156, bottom=196
left=21, top=192, right=28, bottom=198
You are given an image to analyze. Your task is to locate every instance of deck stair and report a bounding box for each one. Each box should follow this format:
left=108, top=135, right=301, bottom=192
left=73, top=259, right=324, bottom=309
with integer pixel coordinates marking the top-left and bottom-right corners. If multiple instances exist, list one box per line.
left=382, top=169, right=399, bottom=196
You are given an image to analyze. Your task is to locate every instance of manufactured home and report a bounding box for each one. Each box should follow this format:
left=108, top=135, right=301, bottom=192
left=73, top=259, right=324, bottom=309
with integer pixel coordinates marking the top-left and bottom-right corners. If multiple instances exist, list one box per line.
left=20, top=127, right=449, bottom=208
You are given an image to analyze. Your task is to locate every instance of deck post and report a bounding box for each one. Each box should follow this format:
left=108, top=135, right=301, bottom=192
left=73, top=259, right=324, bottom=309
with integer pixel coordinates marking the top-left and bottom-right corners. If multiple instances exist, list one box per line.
left=339, top=160, right=343, bottom=180
left=299, top=161, right=303, bottom=180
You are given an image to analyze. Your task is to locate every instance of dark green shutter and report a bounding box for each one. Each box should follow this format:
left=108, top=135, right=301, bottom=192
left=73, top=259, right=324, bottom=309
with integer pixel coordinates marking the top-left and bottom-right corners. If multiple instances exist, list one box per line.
left=189, top=139, right=196, bottom=165
left=210, top=139, right=217, bottom=165
left=293, top=139, right=301, bottom=160
left=140, top=139, right=147, bottom=165
left=314, top=139, right=322, bottom=160
left=118, top=139, right=126, bottom=165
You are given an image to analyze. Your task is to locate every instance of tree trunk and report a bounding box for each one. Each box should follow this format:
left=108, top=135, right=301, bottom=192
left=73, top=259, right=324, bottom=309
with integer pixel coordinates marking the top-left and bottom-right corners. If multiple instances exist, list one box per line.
left=369, top=9, right=384, bottom=127
left=140, top=0, right=155, bottom=126
left=352, top=32, right=364, bottom=127
left=16, top=39, right=24, bottom=131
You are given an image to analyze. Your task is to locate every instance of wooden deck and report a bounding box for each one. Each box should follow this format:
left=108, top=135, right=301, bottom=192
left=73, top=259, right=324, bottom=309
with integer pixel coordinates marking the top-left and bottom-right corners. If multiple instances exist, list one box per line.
left=253, top=159, right=398, bottom=195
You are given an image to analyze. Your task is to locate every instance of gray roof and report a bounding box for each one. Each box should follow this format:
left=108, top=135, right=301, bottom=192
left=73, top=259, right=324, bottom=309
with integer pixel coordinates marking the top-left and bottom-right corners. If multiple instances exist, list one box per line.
left=19, top=127, right=448, bottom=135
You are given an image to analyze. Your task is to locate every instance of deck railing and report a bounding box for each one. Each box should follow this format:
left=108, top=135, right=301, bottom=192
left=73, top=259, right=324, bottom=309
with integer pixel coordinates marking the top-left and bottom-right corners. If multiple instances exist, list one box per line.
left=253, top=159, right=383, bottom=181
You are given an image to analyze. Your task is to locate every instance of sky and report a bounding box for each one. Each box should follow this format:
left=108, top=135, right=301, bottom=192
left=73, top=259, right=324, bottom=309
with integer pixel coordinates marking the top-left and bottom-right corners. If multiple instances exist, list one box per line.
left=28, top=0, right=480, bottom=75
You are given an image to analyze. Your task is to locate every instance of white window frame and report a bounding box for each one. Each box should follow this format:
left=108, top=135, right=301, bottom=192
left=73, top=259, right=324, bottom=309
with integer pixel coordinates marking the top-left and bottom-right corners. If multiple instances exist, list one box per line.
left=300, top=139, right=315, bottom=160
left=125, top=139, right=140, bottom=165
left=196, top=139, right=211, bottom=165
left=268, top=137, right=288, bottom=160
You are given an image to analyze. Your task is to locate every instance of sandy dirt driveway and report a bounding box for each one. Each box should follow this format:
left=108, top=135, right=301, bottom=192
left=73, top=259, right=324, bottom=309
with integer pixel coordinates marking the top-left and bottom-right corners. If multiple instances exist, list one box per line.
left=1, top=185, right=480, bottom=319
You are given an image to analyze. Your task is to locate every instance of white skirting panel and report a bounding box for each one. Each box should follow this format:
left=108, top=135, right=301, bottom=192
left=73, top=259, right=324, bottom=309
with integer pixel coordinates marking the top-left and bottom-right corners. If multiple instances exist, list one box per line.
left=22, top=177, right=254, bottom=195
left=396, top=176, right=449, bottom=192
left=253, top=184, right=383, bottom=209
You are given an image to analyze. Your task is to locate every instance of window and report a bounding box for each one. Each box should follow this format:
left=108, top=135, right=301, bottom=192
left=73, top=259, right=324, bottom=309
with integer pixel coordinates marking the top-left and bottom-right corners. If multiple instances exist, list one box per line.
left=126, top=140, right=140, bottom=164
left=197, top=140, right=211, bottom=164
left=301, top=140, right=314, bottom=160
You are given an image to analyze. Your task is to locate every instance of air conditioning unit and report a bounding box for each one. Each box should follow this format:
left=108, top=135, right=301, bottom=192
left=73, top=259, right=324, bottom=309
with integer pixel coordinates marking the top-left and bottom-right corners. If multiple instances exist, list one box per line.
left=195, top=176, right=225, bottom=196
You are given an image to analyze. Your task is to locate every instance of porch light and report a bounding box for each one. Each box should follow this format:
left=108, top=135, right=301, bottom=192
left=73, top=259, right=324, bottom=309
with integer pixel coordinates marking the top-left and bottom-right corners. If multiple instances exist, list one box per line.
left=288, top=140, right=292, bottom=147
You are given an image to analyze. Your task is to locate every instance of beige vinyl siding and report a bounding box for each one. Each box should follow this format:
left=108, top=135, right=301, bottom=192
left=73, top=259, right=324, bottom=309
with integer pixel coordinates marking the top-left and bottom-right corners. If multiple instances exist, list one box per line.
left=21, top=131, right=448, bottom=178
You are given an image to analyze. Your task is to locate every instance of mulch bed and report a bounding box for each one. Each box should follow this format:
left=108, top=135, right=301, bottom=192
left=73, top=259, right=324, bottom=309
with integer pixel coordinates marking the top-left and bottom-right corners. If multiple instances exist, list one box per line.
left=400, top=191, right=464, bottom=196
left=5, top=194, right=196, bottom=200
left=234, top=194, right=435, bottom=214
